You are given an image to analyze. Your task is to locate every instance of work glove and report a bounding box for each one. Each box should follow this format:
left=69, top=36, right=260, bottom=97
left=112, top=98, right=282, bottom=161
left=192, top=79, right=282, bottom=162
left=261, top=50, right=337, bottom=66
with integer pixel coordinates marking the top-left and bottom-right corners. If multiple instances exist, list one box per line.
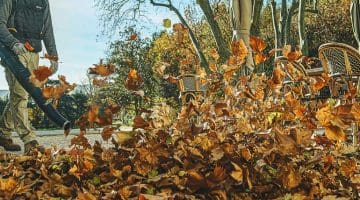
left=50, top=60, right=59, bottom=74
left=11, top=43, right=27, bottom=55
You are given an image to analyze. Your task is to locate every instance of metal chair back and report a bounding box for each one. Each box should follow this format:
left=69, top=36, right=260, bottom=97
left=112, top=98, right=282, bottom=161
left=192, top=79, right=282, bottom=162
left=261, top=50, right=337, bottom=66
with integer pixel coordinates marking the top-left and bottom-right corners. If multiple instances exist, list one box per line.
left=178, top=74, right=208, bottom=93
left=178, top=74, right=208, bottom=104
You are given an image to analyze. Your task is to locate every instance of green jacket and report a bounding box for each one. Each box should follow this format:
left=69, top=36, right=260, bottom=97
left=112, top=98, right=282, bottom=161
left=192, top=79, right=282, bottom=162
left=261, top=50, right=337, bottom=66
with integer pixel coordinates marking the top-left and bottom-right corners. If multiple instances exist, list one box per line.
left=0, top=0, right=57, bottom=56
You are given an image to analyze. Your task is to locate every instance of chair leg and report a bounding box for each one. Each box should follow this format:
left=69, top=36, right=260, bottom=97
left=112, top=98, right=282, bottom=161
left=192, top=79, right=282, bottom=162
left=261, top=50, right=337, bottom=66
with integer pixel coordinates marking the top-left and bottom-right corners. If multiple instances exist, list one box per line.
left=352, top=122, right=358, bottom=146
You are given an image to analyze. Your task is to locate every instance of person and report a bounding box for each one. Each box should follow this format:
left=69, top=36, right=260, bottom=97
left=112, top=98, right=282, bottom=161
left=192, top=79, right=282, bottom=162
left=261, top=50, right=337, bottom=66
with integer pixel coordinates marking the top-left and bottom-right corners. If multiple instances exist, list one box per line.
left=230, top=0, right=254, bottom=74
left=0, top=0, right=59, bottom=152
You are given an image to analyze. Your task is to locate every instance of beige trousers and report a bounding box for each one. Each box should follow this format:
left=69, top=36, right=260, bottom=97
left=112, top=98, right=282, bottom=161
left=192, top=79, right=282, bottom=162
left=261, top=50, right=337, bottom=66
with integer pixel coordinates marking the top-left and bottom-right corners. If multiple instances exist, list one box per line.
left=230, top=0, right=254, bottom=70
left=0, top=52, right=39, bottom=144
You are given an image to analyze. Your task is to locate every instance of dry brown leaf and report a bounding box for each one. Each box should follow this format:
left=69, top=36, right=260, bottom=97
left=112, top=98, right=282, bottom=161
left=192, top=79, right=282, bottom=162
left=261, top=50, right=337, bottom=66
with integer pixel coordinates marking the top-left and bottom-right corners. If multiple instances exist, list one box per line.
left=340, top=159, right=357, bottom=177
left=231, top=39, right=248, bottom=64
left=125, top=69, right=144, bottom=91
left=101, top=126, right=114, bottom=141
left=281, top=165, right=301, bottom=189
left=88, top=63, right=115, bottom=77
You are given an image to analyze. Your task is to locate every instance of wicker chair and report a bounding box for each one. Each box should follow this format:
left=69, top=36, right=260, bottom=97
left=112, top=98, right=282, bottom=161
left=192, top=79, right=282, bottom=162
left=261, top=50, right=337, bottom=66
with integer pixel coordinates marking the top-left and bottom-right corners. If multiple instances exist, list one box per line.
left=274, top=56, right=327, bottom=100
left=318, top=42, right=360, bottom=98
left=318, top=42, right=360, bottom=145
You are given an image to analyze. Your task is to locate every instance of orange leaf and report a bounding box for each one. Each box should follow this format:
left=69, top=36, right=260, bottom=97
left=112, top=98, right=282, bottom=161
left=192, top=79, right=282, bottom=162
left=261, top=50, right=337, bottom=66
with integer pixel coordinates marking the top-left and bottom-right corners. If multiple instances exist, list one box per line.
left=87, top=105, right=100, bottom=124
left=283, top=45, right=302, bottom=61
left=88, top=63, right=115, bottom=77
left=164, top=75, right=178, bottom=84
left=133, top=115, right=149, bottom=129
left=210, top=48, right=220, bottom=61
left=250, top=36, right=267, bottom=53
left=31, top=66, right=53, bottom=82
left=24, top=41, right=34, bottom=52
left=128, top=33, right=138, bottom=41
left=254, top=53, right=268, bottom=65
left=42, top=75, right=76, bottom=106
left=44, top=53, right=59, bottom=61
left=231, top=39, right=248, bottom=64
left=340, top=159, right=357, bottom=177
left=125, top=69, right=143, bottom=91
left=309, top=73, right=331, bottom=92
left=0, top=177, right=17, bottom=192
left=281, top=165, right=301, bottom=189
left=173, top=23, right=186, bottom=32
left=268, top=65, right=286, bottom=91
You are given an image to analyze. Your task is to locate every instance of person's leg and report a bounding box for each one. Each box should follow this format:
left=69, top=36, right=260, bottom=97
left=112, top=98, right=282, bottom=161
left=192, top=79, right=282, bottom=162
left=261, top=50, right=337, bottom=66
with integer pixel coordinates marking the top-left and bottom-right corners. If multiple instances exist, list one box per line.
left=10, top=52, right=38, bottom=146
left=0, top=68, right=21, bottom=151
left=231, top=0, right=254, bottom=73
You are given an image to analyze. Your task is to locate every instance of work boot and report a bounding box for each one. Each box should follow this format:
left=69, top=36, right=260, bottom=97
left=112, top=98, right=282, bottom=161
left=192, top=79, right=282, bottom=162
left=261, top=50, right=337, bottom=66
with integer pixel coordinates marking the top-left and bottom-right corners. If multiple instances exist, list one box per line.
left=24, top=140, right=45, bottom=154
left=0, top=138, right=21, bottom=151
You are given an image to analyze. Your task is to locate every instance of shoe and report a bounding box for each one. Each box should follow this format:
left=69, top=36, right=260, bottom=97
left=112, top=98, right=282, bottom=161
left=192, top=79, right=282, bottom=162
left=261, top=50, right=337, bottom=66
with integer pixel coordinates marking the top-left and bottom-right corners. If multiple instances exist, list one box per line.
left=24, top=140, right=45, bottom=154
left=0, top=138, right=21, bottom=151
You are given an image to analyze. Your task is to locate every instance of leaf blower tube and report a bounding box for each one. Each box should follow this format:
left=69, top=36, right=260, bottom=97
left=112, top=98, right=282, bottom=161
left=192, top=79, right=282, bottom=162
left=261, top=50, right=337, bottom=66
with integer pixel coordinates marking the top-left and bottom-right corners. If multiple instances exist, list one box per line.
left=0, top=42, right=70, bottom=131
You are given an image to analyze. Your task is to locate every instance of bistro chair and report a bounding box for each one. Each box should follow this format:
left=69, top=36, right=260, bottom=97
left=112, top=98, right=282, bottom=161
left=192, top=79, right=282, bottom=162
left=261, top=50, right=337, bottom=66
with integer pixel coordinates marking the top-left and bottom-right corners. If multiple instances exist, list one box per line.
left=274, top=56, right=327, bottom=101
left=178, top=74, right=208, bottom=104
left=318, top=42, right=360, bottom=145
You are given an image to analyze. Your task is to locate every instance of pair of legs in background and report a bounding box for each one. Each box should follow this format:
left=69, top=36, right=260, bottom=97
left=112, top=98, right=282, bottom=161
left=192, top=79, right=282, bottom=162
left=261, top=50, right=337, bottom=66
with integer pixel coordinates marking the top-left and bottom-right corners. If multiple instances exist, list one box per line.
left=230, top=0, right=254, bottom=73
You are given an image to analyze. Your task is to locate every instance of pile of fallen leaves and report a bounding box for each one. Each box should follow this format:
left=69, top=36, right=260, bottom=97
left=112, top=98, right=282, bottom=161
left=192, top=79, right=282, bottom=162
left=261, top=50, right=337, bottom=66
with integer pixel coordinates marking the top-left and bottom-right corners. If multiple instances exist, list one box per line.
left=1, top=38, right=360, bottom=200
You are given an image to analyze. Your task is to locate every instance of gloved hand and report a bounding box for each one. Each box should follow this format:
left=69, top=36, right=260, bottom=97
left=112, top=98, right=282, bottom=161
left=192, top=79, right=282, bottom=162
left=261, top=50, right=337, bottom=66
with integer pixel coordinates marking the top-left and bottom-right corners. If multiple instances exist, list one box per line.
left=50, top=60, right=58, bottom=74
left=11, top=43, right=27, bottom=55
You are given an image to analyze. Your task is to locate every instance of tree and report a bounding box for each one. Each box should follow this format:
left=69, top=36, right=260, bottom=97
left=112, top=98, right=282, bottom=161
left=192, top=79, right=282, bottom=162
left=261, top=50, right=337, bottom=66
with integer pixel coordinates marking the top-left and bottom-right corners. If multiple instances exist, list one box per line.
left=251, top=0, right=264, bottom=36
left=197, top=0, right=231, bottom=62
left=306, top=0, right=355, bottom=56
left=269, top=0, right=318, bottom=55
left=97, top=28, right=181, bottom=122
left=0, top=97, right=8, bottom=115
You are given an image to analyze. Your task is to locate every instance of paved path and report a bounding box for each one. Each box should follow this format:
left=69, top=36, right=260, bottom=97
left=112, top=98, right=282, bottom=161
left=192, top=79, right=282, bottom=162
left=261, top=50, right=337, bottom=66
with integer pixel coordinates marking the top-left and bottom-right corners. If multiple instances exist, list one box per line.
left=7, top=127, right=133, bottom=154
left=3, top=127, right=328, bottom=154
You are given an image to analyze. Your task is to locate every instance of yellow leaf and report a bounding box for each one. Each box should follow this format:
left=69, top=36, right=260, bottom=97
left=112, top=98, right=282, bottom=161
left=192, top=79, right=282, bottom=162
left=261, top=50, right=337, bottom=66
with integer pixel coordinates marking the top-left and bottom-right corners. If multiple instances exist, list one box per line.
left=116, top=132, right=133, bottom=144
left=77, top=191, right=97, bottom=200
left=0, top=178, right=17, bottom=192
left=281, top=165, right=301, bottom=189
left=324, top=126, right=346, bottom=141
left=230, top=162, right=243, bottom=183
left=163, top=18, right=171, bottom=28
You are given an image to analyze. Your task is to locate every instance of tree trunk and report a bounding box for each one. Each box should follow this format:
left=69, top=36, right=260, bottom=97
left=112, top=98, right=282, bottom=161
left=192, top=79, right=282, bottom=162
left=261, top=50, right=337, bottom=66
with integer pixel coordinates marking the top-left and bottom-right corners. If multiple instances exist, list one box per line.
left=251, top=0, right=264, bottom=36
left=298, top=0, right=308, bottom=55
left=285, top=0, right=298, bottom=45
left=279, top=0, right=287, bottom=46
left=270, top=0, right=281, bottom=56
left=197, top=0, right=231, bottom=63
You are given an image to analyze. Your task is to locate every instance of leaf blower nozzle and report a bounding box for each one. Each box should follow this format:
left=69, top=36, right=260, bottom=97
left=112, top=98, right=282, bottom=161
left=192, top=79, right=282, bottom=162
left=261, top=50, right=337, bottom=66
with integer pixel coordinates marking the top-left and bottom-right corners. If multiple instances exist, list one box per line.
left=63, top=121, right=71, bottom=132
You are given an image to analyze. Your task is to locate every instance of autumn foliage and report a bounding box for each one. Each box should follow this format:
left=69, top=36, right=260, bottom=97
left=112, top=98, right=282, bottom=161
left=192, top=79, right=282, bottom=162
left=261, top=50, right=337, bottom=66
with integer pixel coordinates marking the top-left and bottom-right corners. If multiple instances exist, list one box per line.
left=2, top=34, right=360, bottom=199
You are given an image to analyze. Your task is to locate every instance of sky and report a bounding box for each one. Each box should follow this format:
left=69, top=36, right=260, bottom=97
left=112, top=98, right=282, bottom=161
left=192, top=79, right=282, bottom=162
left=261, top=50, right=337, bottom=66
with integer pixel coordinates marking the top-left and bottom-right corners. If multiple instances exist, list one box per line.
left=0, top=0, right=179, bottom=90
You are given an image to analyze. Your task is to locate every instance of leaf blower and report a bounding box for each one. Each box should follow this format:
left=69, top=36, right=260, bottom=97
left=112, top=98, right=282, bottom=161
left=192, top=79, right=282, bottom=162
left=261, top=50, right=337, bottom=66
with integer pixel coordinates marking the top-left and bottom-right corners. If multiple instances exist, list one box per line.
left=0, top=42, right=70, bottom=132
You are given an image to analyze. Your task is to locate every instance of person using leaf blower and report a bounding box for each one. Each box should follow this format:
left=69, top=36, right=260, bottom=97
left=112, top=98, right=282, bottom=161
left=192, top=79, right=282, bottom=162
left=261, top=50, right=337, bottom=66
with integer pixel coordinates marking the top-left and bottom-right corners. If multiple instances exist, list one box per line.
left=0, top=0, right=58, bottom=153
